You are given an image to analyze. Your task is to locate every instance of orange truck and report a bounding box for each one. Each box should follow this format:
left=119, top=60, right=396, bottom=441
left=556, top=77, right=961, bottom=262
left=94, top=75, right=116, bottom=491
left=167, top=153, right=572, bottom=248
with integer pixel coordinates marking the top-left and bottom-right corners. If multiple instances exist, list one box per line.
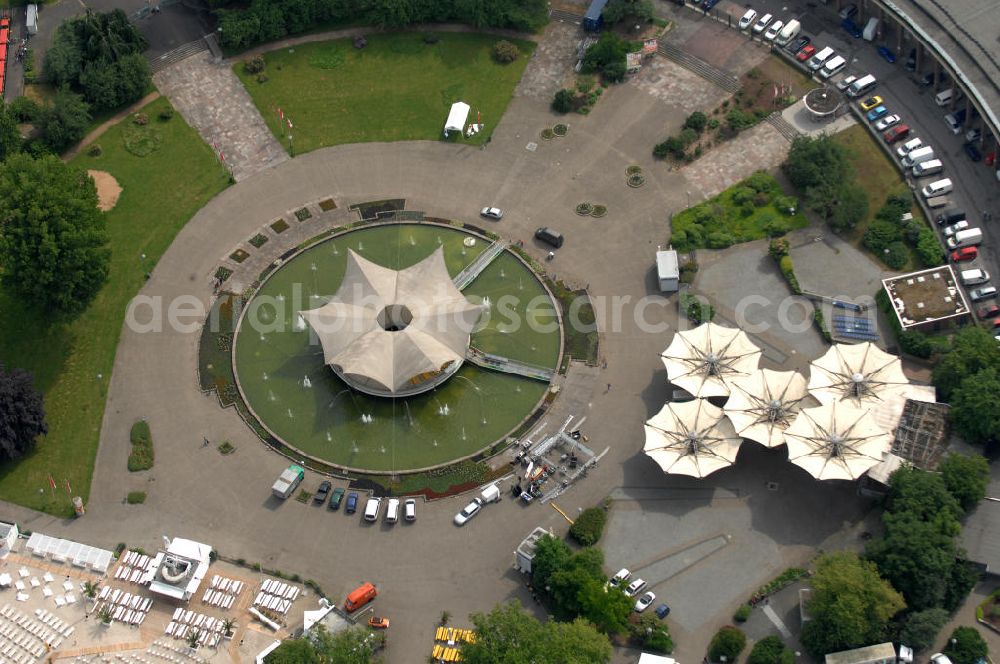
left=344, top=582, right=377, bottom=612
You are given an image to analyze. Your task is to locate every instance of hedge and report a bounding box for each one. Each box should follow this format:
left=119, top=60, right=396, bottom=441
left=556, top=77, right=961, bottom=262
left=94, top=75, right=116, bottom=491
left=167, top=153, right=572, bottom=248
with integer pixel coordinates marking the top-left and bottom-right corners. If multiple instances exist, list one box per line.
left=569, top=507, right=607, bottom=546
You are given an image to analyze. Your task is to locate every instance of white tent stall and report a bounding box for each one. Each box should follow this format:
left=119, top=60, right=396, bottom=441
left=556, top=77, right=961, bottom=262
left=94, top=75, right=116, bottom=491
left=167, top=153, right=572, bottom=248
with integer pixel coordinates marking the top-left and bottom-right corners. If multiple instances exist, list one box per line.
left=443, top=102, right=470, bottom=137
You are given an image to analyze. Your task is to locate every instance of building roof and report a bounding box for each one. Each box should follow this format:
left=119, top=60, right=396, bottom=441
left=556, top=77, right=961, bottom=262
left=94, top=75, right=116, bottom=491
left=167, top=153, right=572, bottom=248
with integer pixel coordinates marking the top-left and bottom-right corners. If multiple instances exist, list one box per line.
left=824, top=642, right=897, bottom=664
left=961, top=469, right=1000, bottom=573
left=516, top=527, right=553, bottom=561
left=148, top=537, right=212, bottom=601
left=882, top=265, right=970, bottom=329
left=656, top=250, right=679, bottom=280
left=301, top=247, right=483, bottom=394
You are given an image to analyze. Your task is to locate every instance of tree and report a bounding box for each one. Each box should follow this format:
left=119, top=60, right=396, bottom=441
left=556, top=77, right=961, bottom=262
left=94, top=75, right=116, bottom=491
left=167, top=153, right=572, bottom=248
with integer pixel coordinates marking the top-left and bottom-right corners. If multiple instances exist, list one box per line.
left=462, top=601, right=612, bottom=664
left=310, top=624, right=382, bottom=664
left=602, top=0, right=654, bottom=23
left=0, top=366, right=47, bottom=463
left=0, top=102, right=21, bottom=161
left=939, top=453, right=990, bottom=512
left=709, top=626, right=746, bottom=662
left=932, top=327, right=1000, bottom=401
left=552, top=89, right=575, bottom=113
left=0, top=153, right=110, bottom=316
left=748, top=636, right=790, bottom=664
left=943, top=627, right=988, bottom=664
left=830, top=184, right=868, bottom=232
left=530, top=534, right=572, bottom=595
left=950, top=368, right=1000, bottom=447
left=684, top=111, right=708, bottom=133
left=886, top=465, right=962, bottom=521
left=548, top=546, right=605, bottom=620
left=782, top=135, right=854, bottom=225
left=569, top=507, right=607, bottom=545
left=900, top=608, right=949, bottom=652
left=630, top=614, right=673, bottom=653
left=264, top=638, right=319, bottom=664
left=801, top=551, right=905, bottom=657
left=37, top=89, right=91, bottom=154
left=577, top=579, right=632, bottom=635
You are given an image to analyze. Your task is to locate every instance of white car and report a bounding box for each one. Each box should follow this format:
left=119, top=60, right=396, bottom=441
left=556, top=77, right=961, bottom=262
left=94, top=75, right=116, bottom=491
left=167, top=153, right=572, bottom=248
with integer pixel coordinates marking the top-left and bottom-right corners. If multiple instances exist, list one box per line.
left=609, top=568, right=631, bottom=588
left=363, top=497, right=381, bottom=522
left=835, top=75, right=857, bottom=92
left=738, top=9, right=757, bottom=30
left=763, top=20, right=784, bottom=41
left=930, top=655, right=953, bottom=664
left=875, top=114, right=901, bottom=131
left=943, top=220, right=970, bottom=237
left=752, top=13, right=773, bottom=33
left=404, top=498, right=416, bottom=521
left=454, top=498, right=483, bottom=526
left=635, top=591, right=656, bottom=612
left=480, top=207, right=503, bottom=220
left=625, top=578, right=647, bottom=597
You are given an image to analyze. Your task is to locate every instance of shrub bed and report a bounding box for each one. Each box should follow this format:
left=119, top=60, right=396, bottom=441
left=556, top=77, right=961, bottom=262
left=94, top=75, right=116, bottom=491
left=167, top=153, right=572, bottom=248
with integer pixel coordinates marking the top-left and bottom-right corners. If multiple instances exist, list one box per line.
left=127, top=420, right=154, bottom=472
left=569, top=507, right=607, bottom=546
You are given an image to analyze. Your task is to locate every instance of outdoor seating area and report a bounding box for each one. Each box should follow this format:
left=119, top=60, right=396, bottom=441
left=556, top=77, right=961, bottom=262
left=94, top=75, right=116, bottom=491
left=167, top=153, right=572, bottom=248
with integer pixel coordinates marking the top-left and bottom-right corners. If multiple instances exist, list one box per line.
left=2, top=565, right=92, bottom=609
left=430, top=626, right=475, bottom=662
left=69, top=639, right=210, bottom=664
left=252, top=579, right=298, bottom=616
left=114, top=550, right=157, bottom=585
left=199, top=574, right=243, bottom=609
left=0, top=603, right=73, bottom=662
left=163, top=608, right=227, bottom=648
left=94, top=586, right=154, bottom=626
left=24, top=533, right=113, bottom=573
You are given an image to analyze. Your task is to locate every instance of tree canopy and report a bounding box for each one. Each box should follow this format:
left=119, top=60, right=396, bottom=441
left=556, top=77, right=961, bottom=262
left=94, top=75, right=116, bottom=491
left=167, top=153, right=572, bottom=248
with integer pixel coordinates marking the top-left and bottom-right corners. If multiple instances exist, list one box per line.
left=37, top=89, right=91, bottom=154
left=938, top=453, right=990, bottom=512
left=932, top=327, right=1000, bottom=401
left=0, top=102, right=21, bottom=162
left=801, top=551, right=905, bottom=657
left=943, top=627, right=988, bottom=664
left=263, top=625, right=381, bottom=664
left=461, top=601, right=611, bottom=664
left=602, top=0, right=654, bottom=24
left=0, top=366, right=47, bottom=463
left=782, top=134, right=868, bottom=232
left=0, top=153, right=110, bottom=316
left=950, top=368, right=1000, bottom=447
left=900, top=608, right=950, bottom=652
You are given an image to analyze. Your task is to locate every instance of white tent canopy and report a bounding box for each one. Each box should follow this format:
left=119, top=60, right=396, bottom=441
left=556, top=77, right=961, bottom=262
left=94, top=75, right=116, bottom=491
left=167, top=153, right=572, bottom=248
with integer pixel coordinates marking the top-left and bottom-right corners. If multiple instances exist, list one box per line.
left=808, top=342, right=911, bottom=407
left=644, top=399, right=743, bottom=478
left=661, top=322, right=762, bottom=398
left=443, top=101, right=470, bottom=137
left=784, top=401, right=892, bottom=481
left=724, top=369, right=814, bottom=448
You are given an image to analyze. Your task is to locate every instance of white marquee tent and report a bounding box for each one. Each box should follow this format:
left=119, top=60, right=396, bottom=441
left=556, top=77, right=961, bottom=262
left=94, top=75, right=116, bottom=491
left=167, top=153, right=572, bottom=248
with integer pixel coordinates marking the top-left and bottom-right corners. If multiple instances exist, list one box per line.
left=724, top=369, right=814, bottom=448
left=644, top=399, right=743, bottom=478
left=661, top=322, right=762, bottom=398
left=808, top=342, right=912, bottom=407
left=784, top=401, right=892, bottom=481
left=443, top=102, right=470, bottom=137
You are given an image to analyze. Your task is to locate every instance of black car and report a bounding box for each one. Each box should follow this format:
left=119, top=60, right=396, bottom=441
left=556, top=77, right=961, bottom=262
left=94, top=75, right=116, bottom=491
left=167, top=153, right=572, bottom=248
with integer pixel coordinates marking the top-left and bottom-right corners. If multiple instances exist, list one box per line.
left=329, top=487, right=345, bottom=510
left=314, top=480, right=331, bottom=503
left=964, top=142, right=983, bottom=162
left=700, top=0, right=720, bottom=10
left=345, top=491, right=359, bottom=514
left=535, top=227, right=564, bottom=248
left=786, top=36, right=810, bottom=54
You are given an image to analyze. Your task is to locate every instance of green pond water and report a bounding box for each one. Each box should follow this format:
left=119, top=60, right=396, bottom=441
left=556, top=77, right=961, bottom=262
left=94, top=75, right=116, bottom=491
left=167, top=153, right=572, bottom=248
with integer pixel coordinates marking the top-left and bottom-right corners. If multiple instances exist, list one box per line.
left=233, top=224, right=561, bottom=471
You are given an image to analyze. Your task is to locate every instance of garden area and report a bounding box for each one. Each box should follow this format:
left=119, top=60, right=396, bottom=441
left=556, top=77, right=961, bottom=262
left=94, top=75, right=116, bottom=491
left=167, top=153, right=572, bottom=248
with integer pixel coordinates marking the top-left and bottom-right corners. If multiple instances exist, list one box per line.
left=0, top=97, right=228, bottom=515
left=669, top=171, right=808, bottom=251
left=235, top=32, right=536, bottom=153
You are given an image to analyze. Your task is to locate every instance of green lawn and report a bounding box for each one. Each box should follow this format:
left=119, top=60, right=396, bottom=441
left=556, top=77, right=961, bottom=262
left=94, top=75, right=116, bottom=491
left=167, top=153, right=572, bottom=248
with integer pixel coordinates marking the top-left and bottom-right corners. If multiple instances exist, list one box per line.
left=0, top=97, right=229, bottom=516
left=235, top=32, right=536, bottom=153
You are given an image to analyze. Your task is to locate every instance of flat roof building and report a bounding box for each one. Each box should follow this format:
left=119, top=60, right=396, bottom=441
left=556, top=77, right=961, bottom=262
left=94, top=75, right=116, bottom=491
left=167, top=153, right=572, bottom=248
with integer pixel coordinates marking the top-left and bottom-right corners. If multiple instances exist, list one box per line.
left=882, top=265, right=970, bottom=330
left=825, top=642, right=897, bottom=664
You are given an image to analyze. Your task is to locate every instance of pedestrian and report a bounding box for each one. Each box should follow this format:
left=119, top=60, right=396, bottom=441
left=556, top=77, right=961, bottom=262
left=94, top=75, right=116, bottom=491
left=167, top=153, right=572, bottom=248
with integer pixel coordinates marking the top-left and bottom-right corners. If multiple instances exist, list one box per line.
left=764, top=597, right=769, bottom=606
left=203, top=436, right=210, bottom=447
left=606, top=383, right=612, bottom=392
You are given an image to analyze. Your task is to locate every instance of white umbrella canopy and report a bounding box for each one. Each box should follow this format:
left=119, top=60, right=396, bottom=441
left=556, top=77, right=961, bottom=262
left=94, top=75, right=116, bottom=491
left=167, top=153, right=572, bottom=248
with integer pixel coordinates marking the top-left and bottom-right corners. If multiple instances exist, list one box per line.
left=661, top=322, right=763, bottom=398
left=644, top=399, right=743, bottom=478
left=724, top=369, right=815, bottom=448
left=808, top=342, right=911, bottom=407
left=784, top=401, right=892, bottom=481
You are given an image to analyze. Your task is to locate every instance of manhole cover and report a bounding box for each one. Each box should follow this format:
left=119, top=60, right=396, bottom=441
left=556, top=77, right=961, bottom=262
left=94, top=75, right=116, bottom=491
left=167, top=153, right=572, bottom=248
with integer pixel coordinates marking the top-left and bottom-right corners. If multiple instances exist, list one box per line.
left=766, top=482, right=779, bottom=491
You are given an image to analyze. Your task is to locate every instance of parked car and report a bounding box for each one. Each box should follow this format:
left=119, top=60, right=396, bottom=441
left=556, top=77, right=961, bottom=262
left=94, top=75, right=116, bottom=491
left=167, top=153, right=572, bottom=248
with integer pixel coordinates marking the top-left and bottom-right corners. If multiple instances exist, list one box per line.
left=951, top=246, right=978, bottom=262
left=896, top=137, right=923, bottom=157
left=655, top=603, right=671, bottom=619
left=860, top=95, right=883, bottom=111
left=930, top=654, right=953, bottom=664
left=535, top=227, right=564, bottom=248
left=329, top=487, right=345, bottom=510
left=368, top=616, right=390, bottom=629
left=701, top=0, right=721, bottom=10
left=454, top=497, right=483, bottom=526
left=839, top=3, right=858, bottom=20
left=404, top=498, right=416, bottom=521
left=977, top=305, right=1000, bottom=320
left=345, top=491, right=359, bottom=514
left=609, top=568, right=632, bottom=588
left=866, top=106, right=889, bottom=122
left=936, top=208, right=965, bottom=226
left=752, top=13, right=773, bottom=33
left=964, top=143, right=983, bottom=162
left=966, top=128, right=982, bottom=142
left=625, top=578, right=648, bottom=597
left=635, top=591, right=657, bottom=612
left=795, top=44, right=816, bottom=62
left=877, top=46, right=897, bottom=63
left=970, top=286, right=998, bottom=302
left=314, top=480, right=331, bottom=503
left=841, top=18, right=862, bottom=38
left=738, top=9, right=757, bottom=30
left=787, top=36, right=810, bottom=54
left=364, top=496, right=382, bottom=522
left=874, top=114, right=901, bottom=131
left=764, top=20, right=784, bottom=41
left=836, top=75, right=858, bottom=91
left=883, top=125, right=911, bottom=144
left=943, top=220, right=970, bottom=237
left=480, top=207, right=503, bottom=220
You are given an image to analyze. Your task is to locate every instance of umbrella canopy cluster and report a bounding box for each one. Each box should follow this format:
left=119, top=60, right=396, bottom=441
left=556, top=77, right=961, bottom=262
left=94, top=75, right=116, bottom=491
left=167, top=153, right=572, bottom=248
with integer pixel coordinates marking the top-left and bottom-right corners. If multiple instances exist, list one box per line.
left=647, top=325, right=913, bottom=481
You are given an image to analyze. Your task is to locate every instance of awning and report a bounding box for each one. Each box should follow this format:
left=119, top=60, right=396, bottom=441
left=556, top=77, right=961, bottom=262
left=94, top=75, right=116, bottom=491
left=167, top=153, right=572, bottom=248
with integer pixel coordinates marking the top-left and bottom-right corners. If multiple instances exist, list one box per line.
left=444, top=102, right=470, bottom=136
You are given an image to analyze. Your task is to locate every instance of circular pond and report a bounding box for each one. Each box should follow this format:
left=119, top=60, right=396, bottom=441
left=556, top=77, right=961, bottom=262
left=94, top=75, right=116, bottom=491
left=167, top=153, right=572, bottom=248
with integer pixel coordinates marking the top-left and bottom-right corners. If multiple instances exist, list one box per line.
left=233, top=223, right=562, bottom=472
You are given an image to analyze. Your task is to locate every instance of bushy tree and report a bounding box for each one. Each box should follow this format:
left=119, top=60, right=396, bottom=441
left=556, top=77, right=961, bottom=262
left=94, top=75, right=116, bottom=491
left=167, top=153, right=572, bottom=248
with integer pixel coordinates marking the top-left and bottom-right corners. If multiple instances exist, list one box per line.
left=830, top=183, right=868, bottom=233
left=602, top=0, right=653, bottom=23
left=264, top=637, right=319, bottom=663
left=37, top=89, right=91, bottom=154
left=709, top=626, right=746, bottom=662
left=939, top=453, right=990, bottom=512
left=950, top=368, right=1000, bottom=447
left=569, top=507, right=607, bottom=546
left=943, top=627, right=988, bottom=664
left=0, top=102, right=21, bottom=161
left=0, top=153, right=109, bottom=316
left=783, top=135, right=852, bottom=193
left=311, top=624, right=383, bottom=663
left=900, top=608, right=949, bottom=652
left=748, top=636, right=790, bottom=664
left=492, top=40, right=520, bottom=63
left=0, top=366, right=47, bottom=463
left=582, top=32, right=628, bottom=81
left=578, top=580, right=632, bottom=635
left=631, top=614, right=673, bottom=654
left=552, top=89, right=575, bottom=113
left=933, top=328, right=1000, bottom=400
left=801, top=552, right=905, bottom=657
left=684, top=111, right=708, bottom=133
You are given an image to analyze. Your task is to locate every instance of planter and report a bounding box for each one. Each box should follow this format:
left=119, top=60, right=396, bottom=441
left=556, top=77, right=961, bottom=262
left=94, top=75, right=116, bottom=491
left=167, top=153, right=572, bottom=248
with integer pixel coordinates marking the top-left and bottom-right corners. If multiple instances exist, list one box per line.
left=553, top=124, right=568, bottom=137
left=627, top=173, right=646, bottom=188
left=575, top=203, right=594, bottom=216
left=540, top=128, right=555, bottom=140
left=626, top=165, right=643, bottom=175
left=590, top=205, right=607, bottom=218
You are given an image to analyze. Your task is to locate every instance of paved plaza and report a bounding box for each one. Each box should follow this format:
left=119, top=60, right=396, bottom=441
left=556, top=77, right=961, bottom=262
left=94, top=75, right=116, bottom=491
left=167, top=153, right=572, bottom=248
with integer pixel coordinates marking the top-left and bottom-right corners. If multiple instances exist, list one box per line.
left=0, top=6, right=954, bottom=664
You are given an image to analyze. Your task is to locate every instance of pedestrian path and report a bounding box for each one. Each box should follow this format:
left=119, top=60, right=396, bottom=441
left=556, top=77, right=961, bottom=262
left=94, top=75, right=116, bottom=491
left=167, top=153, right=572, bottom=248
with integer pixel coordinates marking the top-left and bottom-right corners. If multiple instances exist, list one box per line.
left=465, top=347, right=555, bottom=382
left=153, top=52, right=288, bottom=182
left=453, top=239, right=508, bottom=290
left=762, top=603, right=793, bottom=638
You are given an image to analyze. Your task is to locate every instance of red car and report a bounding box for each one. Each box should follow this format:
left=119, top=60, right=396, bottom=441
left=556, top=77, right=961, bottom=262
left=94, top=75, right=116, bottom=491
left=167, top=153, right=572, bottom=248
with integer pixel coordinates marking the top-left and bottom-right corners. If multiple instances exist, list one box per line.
left=951, top=246, right=978, bottom=262
left=796, top=44, right=817, bottom=62
left=883, top=124, right=911, bottom=144
left=977, top=305, right=1000, bottom=320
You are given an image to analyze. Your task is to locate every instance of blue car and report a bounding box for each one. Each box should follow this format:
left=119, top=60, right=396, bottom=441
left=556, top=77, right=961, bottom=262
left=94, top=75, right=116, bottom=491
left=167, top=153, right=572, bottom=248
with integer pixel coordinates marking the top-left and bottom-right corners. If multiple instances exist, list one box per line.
left=877, top=46, right=897, bottom=63
left=655, top=603, right=671, bottom=619
left=345, top=491, right=359, bottom=514
left=867, top=106, right=888, bottom=122
left=701, top=0, right=720, bottom=9
left=841, top=18, right=862, bottom=38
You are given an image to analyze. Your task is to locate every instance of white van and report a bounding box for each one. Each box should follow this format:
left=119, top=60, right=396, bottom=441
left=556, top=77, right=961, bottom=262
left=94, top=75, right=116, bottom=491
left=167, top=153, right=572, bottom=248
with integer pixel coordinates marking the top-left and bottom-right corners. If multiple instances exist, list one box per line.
left=820, top=56, right=847, bottom=78
left=935, top=88, right=954, bottom=106
left=960, top=269, right=990, bottom=286
left=847, top=74, right=877, bottom=97
left=921, top=178, right=952, bottom=198
left=912, top=159, right=943, bottom=178
left=946, top=228, right=982, bottom=249
left=969, top=286, right=998, bottom=302
left=363, top=496, right=382, bottom=522
left=863, top=17, right=880, bottom=41
left=385, top=498, right=400, bottom=523
left=808, top=47, right=836, bottom=71
left=775, top=19, right=800, bottom=45
left=903, top=146, right=935, bottom=168
left=896, top=137, right=923, bottom=159
left=738, top=8, right=757, bottom=30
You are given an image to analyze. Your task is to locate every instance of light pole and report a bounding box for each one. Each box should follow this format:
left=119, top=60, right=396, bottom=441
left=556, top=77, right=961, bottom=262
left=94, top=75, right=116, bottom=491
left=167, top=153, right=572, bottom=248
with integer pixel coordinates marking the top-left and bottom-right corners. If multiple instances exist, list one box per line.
left=686, top=191, right=692, bottom=208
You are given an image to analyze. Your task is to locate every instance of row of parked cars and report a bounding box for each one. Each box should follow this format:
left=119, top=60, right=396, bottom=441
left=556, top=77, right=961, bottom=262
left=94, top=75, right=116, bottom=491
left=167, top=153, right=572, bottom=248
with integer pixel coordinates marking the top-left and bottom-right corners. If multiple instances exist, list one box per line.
left=313, top=481, right=418, bottom=522
left=608, top=568, right=671, bottom=617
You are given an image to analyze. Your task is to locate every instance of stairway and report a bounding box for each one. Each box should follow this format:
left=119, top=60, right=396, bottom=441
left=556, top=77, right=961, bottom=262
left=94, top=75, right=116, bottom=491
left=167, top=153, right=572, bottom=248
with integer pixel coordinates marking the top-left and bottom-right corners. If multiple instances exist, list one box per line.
left=765, top=112, right=800, bottom=142
left=149, top=37, right=209, bottom=74
left=656, top=42, right=740, bottom=94
left=549, top=8, right=584, bottom=23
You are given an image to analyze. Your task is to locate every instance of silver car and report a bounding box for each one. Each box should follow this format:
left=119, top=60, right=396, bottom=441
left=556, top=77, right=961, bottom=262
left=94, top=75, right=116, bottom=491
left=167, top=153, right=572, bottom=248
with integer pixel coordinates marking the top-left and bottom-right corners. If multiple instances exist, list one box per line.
left=480, top=207, right=503, bottom=220
left=454, top=498, right=483, bottom=526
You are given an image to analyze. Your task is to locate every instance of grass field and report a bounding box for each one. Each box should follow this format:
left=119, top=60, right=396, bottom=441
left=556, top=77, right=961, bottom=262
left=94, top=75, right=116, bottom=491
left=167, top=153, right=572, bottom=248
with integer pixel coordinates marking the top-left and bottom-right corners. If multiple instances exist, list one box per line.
left=832, top=124, right=919, bottom=268
left=235, top=32, right=536, bottom=153
left=0, top=97, right=229, bottom=516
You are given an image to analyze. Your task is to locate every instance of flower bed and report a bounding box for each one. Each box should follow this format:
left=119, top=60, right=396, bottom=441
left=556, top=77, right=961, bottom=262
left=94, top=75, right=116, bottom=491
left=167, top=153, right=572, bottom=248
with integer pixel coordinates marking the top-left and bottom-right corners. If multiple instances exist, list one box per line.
left=294, top=207, right=312, bottom=222
left=627, top=173, right=645, bottom=188
left=229, top=249, right=250, bottom=263
left=318, top=198, right=337, bottom=212
left=575, top=202, right=594, bottom=215
left=591, top=205, right=607, bottom=218
left=553, top=124, right=568, bottom=137
left=249, top=233, right=269, bottom=248
left=270, top=218, right=290, bottom=234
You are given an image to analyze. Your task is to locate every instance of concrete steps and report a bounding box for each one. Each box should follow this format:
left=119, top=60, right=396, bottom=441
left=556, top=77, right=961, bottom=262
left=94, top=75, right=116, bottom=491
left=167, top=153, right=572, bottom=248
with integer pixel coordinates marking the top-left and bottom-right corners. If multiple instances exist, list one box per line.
left=656, top=42, right=741, bottom=94
left=549, top=8, right=583, bottom=23
left=149, top=38, right=208, bottom=74
left=765, top=112, right=800, bottom=142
